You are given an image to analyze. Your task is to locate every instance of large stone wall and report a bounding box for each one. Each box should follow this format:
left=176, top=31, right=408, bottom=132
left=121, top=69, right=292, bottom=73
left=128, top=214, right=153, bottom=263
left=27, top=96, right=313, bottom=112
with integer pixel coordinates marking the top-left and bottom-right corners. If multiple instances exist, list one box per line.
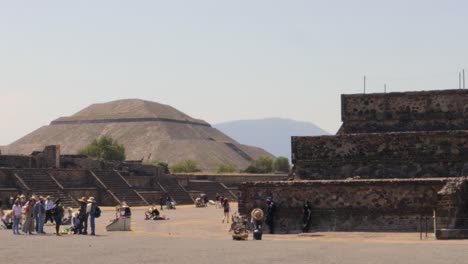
left=239, top=178, right=448, bottom=233
left=292, top=131, right=468, bottom=180
left=340, top=89, right=468, bottom=134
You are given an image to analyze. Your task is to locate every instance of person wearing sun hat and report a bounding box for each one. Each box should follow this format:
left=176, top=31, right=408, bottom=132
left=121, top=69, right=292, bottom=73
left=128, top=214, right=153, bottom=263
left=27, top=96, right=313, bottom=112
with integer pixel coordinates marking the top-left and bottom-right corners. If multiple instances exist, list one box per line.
left=250, top=208, right=264, bottom=230
left=86, top=197, right=97, bottom=235
left=78, top=197, right=88, bottom=234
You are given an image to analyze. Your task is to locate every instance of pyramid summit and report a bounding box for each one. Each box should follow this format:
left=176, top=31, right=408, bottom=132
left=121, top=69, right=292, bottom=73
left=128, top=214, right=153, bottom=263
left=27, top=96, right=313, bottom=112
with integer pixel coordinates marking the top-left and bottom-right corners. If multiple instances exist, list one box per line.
left=4, top=99, right=272, bottom=171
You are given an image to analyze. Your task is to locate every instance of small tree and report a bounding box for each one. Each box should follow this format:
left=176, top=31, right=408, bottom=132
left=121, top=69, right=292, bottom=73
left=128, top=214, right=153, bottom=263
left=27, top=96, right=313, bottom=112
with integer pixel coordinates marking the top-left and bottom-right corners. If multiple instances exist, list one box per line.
left=217, top=163, right=237, bottom=173
left=244, top=156, right=275, bottom=173
left=169, top=160, right=200, bottom=173
left=78, top=135, right=126, bottom=161
left=273, top=156, right=291, bottom=172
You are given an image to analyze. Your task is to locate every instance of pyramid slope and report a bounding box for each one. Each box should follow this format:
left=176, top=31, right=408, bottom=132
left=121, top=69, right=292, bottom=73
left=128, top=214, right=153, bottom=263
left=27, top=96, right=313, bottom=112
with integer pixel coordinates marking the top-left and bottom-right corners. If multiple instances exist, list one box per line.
left=5, top=99, right=273, bottom=171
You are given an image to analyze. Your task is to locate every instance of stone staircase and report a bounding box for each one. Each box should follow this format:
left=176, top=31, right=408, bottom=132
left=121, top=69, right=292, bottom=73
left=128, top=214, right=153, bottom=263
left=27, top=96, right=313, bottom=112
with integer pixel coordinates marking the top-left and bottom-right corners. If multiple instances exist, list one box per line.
left=91, top=170, right=147, bottom=206
left=159, top=177, right=193, bottom=204
left=187, top=180, right=236, bottom=201
left=14, top=169, right=77, bottom=207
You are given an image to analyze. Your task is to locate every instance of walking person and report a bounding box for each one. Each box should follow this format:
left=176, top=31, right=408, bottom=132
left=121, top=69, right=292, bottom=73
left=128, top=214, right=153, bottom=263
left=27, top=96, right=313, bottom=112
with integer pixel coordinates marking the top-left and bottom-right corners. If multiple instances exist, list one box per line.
left=159, top=196, right=164, bottom=211
left=22, top=196, right=36, bottom=235
left=44, top=196, right=54, bottom=225
left=302, top=200, right=312, bottom=233
left=165, top=195, right=172, bottom=210
left=265, top=197, right=276, bottom=234
left=222, top=198, right=230, bottom=223
left=12, top=199, right=21, bottom=235
left=86, top=197, right=97, bottom=236
left=215, top=193, right=220, bottom=209
left=53, top=199, right=64, bottom=236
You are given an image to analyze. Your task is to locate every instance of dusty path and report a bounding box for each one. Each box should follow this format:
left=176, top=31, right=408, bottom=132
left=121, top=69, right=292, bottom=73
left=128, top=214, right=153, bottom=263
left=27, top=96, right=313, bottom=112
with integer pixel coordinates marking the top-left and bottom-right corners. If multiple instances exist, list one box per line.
left=1, top=204, right=468, bottom=264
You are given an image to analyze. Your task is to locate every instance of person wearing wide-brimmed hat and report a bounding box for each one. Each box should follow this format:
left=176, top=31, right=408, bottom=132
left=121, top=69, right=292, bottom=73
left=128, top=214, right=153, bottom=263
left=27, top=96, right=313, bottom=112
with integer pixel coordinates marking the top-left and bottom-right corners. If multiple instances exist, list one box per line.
left=250, top=208, right=264, bottom=230
left=77, top=197, right=87, bottom=234
left=86, top=197, right=97, bottom=235
left=53, top=199, right=64, bottom=236
left=44, top=195, right=54, bottom=225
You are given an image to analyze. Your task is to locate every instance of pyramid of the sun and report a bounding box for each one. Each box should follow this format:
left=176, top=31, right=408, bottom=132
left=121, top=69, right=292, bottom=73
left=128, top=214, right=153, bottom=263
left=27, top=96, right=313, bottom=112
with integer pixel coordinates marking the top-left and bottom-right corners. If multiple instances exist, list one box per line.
left=4, top=99, right=273, bottom=171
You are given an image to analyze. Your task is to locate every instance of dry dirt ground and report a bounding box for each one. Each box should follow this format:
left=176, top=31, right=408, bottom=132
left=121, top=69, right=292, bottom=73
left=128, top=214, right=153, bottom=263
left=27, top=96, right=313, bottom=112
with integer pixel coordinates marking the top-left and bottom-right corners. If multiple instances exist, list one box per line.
left=1, top=203, right=468, bottom=264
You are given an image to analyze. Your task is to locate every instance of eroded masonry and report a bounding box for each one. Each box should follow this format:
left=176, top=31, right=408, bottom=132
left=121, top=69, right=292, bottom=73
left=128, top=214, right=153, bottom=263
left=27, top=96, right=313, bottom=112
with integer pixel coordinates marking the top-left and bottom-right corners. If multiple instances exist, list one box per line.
left=240, top=89, right=468, bottom=237
left=0, top=146, right=284, bottom=208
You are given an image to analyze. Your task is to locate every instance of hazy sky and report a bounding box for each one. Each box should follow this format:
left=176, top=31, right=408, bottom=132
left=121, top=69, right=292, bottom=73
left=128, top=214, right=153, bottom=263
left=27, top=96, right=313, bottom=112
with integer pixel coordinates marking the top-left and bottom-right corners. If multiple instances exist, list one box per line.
left=1, top=1, right=467, bottom=145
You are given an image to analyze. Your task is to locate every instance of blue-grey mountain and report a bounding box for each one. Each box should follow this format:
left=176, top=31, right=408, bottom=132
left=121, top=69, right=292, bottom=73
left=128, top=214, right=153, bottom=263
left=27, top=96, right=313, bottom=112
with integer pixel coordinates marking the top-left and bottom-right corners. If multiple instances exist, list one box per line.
left=214, top=118, right=330, bottom=160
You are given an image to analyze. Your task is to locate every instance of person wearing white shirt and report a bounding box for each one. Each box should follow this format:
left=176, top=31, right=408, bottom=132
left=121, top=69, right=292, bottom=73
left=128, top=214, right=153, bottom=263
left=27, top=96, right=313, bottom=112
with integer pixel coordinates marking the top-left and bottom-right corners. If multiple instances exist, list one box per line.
left=45, top=196, right=54, bottom=224
left=12, top=199, right=22, bottom=235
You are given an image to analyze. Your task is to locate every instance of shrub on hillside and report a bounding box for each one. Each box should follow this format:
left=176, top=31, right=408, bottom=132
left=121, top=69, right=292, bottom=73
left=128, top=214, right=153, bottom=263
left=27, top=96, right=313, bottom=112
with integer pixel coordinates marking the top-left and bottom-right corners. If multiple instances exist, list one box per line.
left=217, top=163, right=237, bottom=173
left=78, top=135, right=126, bottom=161
left=169, top=160, right=200, bottom=173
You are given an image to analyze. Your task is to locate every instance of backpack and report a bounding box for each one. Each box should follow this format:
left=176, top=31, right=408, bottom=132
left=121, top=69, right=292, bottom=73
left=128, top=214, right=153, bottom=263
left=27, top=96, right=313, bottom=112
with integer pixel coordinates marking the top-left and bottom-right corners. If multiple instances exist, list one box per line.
left=94, top=206, right=101, bottom=218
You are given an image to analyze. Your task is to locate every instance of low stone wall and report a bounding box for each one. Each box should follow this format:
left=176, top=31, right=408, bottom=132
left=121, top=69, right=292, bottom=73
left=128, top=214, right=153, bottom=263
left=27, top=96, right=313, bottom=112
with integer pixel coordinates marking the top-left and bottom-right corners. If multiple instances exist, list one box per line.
left=173, top=173, right=287, bottom=188
left=340, top=89, right=468, bottom=134
left=292, top=131, right=468, bottom=180
left=239, top=178, right=448, bottom=233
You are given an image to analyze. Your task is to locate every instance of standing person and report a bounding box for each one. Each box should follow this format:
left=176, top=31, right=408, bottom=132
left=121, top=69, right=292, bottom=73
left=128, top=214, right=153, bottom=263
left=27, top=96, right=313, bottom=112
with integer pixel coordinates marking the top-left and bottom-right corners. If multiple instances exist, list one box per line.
left=37, top=197, right=46, bottom=234
left=265, top=197, right=276, bottom=234
left=22, top=196, right=36, bottom=235
left=215, top=193, right=220, bottom=209
left=86, top=197, right=97, bottom=236
left=33, top=198, right=41, bottom=232
left=12, top=199, right=22, bottom=235
left=165, top=195, right=172, bottom=210
left=78, top=197, right=87, bottom=234
left=302, top=200, right=312, bottom=233
left=159, top=196, right=164, bottom=211
left=19, top=194, right=27, bottom=207
left=222, top=198, right=230, bottom=223
left=44, top=196, right=54, bottom=225
left=53, top=199, right=64, bottom=236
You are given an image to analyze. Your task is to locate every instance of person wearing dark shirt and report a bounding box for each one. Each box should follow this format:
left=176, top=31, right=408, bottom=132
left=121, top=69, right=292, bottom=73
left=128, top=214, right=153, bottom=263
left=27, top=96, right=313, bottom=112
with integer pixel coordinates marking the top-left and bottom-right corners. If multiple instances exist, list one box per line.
left=265, top=197, right=276, bottom=234
left=302, top=200, right=312, bottom=233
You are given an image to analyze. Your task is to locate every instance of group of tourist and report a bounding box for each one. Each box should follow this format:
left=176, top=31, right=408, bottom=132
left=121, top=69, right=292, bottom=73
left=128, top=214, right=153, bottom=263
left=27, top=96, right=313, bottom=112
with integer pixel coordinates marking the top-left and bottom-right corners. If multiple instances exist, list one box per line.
left=0, top=194, right=98, bottom=236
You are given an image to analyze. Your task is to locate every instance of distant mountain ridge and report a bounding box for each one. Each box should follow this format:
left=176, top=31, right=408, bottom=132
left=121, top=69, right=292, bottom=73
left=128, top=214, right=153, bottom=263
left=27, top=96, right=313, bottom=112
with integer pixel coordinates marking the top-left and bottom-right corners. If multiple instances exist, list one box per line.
left=214, top=118, right=330, bottom=160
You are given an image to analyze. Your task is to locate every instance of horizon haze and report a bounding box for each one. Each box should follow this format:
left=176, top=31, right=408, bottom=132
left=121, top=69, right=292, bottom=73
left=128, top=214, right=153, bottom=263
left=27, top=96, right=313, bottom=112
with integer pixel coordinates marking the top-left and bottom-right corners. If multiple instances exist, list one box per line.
left=1, top=1, right=467, bottom=145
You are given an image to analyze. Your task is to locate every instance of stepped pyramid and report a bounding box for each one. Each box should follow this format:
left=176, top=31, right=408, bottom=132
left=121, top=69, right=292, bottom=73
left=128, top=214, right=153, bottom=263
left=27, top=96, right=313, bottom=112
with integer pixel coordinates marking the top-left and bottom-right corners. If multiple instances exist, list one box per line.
left=4, top=99, right=272, bottom=171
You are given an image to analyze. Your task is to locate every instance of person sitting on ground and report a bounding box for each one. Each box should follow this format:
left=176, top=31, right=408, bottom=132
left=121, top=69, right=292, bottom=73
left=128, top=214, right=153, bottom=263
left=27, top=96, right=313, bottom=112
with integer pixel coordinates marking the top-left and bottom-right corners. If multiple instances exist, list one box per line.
left=61, top=207, right=73, bottom=225
left=2, top=211, right=13, bottom=229
left=71, top=212, right=81, bottom=234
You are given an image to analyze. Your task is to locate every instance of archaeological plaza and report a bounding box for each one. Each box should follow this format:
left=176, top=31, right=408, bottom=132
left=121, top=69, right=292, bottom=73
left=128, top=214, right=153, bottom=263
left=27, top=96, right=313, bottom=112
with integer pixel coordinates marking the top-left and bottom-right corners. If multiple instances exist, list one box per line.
left=3, top=89, right=468, bottom=264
